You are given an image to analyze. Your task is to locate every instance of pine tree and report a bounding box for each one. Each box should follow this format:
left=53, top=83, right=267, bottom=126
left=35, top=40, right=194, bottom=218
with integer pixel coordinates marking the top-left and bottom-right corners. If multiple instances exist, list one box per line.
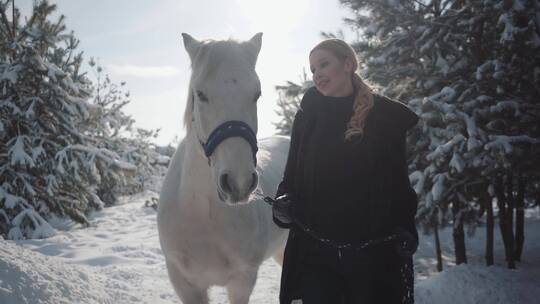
left=0, top=1, right=137, bottom=239
left=273, top=71, right=312, bottom=135
left=86, top=59, right=165, bottom=201
left=340, top=0, right=540, bottom=268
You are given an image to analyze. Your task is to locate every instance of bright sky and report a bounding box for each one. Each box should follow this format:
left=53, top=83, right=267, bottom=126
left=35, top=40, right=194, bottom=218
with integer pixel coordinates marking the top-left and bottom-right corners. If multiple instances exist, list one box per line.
left=35, top=0, right=354, bottom=145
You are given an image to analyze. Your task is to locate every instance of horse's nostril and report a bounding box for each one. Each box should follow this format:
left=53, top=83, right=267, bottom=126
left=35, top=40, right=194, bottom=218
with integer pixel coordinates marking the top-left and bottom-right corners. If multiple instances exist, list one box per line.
left=249, top=173, right=258, bottom=192
left=220, top=173, right=232, bottom=194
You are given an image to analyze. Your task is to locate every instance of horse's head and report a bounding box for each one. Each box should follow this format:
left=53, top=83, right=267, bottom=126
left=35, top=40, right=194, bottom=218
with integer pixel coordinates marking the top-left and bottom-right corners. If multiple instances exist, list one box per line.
left=182, top=33, right=262, bottom=205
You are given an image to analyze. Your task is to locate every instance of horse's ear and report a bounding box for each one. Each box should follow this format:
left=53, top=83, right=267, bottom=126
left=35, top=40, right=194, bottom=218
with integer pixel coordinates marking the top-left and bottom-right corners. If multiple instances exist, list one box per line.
left=182, top=33, right=201, bottom=61
left=248, top=32, right=263, bottom=55
left=244, top=32, right=263, bottom=66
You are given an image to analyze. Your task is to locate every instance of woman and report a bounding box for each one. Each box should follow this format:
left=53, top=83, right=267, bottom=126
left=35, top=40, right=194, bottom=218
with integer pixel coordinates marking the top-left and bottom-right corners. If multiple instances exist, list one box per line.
left=272, top=38, right=419, bottom=303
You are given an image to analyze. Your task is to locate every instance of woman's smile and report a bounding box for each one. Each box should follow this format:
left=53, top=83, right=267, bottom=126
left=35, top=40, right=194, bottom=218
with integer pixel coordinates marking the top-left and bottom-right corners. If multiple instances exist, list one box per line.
left=317, top=79, right=330, bottom=89
left=309, top=49, right=353, bottom=97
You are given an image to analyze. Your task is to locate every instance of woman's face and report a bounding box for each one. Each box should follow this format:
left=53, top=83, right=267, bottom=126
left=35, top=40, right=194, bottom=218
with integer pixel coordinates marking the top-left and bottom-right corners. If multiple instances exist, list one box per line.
left=309, top=48, right=353, bottom=97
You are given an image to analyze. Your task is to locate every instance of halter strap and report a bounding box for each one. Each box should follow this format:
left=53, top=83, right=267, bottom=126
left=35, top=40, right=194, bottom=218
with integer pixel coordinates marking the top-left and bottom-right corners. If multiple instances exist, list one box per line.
left=200, top=120, right=258, bottom=165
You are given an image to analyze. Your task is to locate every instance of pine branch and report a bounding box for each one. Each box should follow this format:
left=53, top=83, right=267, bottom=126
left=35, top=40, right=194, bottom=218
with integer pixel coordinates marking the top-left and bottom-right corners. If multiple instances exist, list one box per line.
left=0, top=1, right=13, bottom=42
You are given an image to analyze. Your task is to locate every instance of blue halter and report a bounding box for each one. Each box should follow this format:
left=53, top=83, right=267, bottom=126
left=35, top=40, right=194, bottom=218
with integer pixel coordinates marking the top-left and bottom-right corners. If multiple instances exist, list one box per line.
left=200, top=120, right=258, bottom=165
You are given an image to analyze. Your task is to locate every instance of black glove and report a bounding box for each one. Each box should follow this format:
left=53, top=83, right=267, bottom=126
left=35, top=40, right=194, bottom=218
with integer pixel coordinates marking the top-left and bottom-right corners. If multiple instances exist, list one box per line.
left=272, top=193, right=295, bottom=225
left=393, top=227, right=418, bottom=259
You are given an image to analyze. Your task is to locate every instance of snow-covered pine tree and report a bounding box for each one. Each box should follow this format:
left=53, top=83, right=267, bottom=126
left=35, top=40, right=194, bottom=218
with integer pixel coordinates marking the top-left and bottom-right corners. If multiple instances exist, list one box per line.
left=0, top=1, right=136, bottom=239
left=340, top=0, right=540, bottom=267
left=83, top=60, right=134, bottom=205
left=86, top=59, right=166, bottom=201
left=273, top=71, right=312, bottom=135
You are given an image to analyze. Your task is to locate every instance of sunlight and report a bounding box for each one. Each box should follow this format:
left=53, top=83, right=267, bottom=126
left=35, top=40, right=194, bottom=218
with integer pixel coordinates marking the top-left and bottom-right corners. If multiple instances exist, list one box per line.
left=235, top=0, right=309, bottom=32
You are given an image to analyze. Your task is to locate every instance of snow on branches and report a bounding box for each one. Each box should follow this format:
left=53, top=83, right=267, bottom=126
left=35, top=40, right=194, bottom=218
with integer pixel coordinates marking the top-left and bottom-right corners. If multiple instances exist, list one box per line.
left=0, top=1, right=166, bottom=240
left=341, top=0, right=540, bottom=239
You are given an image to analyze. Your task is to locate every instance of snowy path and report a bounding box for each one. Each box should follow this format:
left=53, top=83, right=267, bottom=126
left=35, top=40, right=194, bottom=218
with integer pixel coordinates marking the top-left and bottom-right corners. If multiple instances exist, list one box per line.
left=1, top=192, right=281, bottom=304
left=1, top=191, right=540, bottom=303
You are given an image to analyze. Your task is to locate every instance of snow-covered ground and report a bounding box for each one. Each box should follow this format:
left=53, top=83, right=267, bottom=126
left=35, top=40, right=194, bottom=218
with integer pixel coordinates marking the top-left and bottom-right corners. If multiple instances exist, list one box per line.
left=1, top=191, right=539, bottom=304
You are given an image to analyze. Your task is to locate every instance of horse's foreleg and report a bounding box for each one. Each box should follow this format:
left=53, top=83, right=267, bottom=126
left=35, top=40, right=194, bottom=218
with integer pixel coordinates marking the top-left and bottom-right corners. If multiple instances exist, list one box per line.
left=166, top=261, right=209, bottom=304
left=226, top=269, right=258, bottom=304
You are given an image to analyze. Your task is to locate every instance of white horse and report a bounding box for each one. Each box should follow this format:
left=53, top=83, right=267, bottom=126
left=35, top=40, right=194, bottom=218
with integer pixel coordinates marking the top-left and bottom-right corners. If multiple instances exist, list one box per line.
left=158, top=33, right=289, bottom=304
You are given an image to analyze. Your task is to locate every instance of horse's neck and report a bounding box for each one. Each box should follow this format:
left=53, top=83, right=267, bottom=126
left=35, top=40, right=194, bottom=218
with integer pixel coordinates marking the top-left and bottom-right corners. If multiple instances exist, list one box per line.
left=180, top=131, right=219, bottom=207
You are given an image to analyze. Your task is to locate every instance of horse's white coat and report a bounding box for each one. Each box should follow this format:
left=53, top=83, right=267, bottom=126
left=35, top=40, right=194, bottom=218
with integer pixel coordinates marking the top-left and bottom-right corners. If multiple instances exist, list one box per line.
left=158, top=33, right=289, bottom=304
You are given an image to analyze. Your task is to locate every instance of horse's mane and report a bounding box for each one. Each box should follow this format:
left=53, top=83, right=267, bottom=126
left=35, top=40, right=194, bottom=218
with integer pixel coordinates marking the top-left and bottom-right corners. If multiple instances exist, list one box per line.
left=183, top=38, right=252, bottom=132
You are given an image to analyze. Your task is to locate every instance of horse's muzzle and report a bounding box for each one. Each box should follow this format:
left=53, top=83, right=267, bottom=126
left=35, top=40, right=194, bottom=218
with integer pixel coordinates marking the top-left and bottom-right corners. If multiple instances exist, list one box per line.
left=218, top=172, right=258, bottom=204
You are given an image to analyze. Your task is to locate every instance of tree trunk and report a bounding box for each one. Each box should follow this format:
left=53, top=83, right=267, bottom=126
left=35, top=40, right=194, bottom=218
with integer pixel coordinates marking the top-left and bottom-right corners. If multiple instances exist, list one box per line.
left=495, top=176, right=511, bottom=266
left=452, top=200, right=467, bottom=264
left=434, top=221, right=443, bottom=272
left=11, top=0, right=16, bottom=38
left=485, top=191, right=494, bottom=266
left=505, top=173, right=516, bottom=269
left=514, top=173, right=525, bottom=261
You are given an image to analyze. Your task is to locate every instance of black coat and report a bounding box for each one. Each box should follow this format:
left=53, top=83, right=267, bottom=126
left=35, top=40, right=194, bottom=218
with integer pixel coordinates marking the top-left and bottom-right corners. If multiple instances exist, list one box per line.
left=274, top=87, right=419, bottom=303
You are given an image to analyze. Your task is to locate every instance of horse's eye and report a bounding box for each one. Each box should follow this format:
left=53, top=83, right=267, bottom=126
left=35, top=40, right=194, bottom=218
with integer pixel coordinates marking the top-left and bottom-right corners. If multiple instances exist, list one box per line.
left=196, top=90, right=209, bottom=102
left=254, top=91, right=261, bottom=102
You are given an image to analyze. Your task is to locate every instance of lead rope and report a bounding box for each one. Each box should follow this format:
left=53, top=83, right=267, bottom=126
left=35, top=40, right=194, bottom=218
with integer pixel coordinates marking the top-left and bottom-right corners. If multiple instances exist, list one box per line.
left=263, top=196, right=398, bottom=251
left=265, top=196, right=416, bottom=304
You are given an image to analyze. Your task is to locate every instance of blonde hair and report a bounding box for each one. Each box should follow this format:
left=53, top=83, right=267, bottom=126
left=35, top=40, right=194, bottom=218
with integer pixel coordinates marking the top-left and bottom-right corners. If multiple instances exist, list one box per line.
left=310, top=39, right=374, bottom=141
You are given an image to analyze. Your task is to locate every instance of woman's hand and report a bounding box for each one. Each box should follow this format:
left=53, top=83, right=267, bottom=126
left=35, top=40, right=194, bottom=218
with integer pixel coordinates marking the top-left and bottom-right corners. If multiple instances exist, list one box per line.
left=393, top=227, right=418, bottom=259
left=272, top=193, right=295, bottom=225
